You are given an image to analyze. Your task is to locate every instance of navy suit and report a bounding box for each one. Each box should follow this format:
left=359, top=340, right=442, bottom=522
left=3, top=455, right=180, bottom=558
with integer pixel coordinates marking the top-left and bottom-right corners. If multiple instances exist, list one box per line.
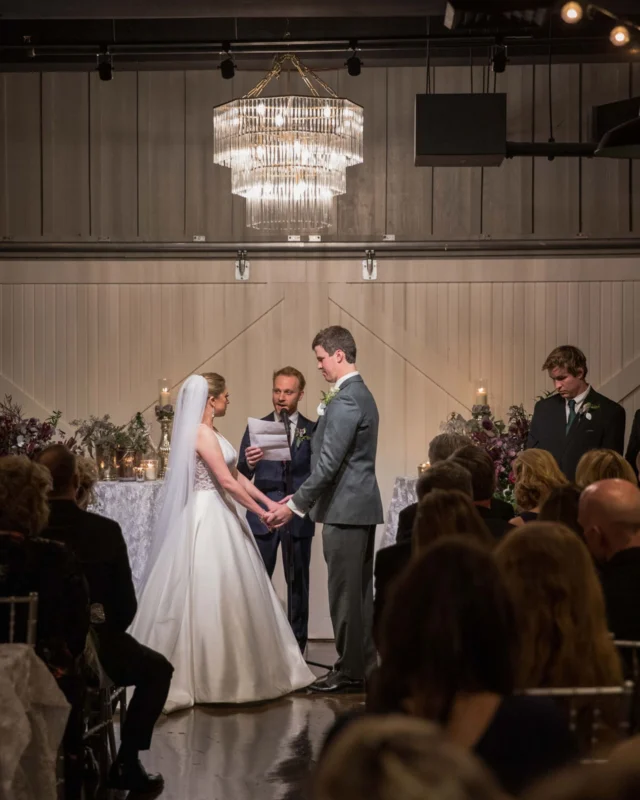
left=238, top=411, right=315, bottom=650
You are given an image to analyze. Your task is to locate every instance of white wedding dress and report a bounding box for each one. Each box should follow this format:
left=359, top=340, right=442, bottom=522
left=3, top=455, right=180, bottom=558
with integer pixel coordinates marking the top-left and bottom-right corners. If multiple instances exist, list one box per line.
left=130, top=429, right=314, bottom=712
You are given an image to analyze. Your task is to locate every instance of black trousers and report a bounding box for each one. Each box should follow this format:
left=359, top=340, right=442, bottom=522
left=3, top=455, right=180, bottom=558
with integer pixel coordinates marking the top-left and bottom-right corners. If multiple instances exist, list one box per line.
left=96, top=628, right=173, bottom=753
left=322, top=523, right=377, bottom=681
left=254, top=529, right=312, bottom=652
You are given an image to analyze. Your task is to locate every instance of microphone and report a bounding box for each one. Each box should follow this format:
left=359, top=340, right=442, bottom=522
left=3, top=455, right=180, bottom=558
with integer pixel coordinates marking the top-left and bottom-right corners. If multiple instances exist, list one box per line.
left=281, top=410, right=292, bottom=449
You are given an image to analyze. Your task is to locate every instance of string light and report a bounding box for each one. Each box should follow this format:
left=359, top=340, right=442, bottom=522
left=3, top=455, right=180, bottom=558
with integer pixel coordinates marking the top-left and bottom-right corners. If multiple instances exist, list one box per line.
left=561, top=2, right=583, bottom=23
left=610, top=25, right=631, bottom=46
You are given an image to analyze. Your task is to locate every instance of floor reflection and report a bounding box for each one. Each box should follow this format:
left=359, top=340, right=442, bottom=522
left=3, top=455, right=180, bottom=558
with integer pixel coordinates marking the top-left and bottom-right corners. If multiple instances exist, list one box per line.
left=137, top=643, right=364, bottom=800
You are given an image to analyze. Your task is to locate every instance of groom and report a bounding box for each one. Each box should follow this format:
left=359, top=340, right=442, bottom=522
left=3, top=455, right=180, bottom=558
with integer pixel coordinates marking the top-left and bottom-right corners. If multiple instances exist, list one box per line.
left=265, top=326, right=383, bottom=692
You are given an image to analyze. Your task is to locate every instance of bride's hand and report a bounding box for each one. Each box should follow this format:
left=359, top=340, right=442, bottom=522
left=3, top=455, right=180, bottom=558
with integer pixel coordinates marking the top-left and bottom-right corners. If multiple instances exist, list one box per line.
left=264, top=499, right=280, bottom=514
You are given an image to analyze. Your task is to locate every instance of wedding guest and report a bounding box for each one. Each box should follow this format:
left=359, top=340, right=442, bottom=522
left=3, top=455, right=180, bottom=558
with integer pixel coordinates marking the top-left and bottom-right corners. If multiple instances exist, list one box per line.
left=75, top=455, right=99, bottom=510
left=539, top=484, right=583, bottom=538
left=510, top=449, right=568, bottom=526
left=412, top=490, right=494, bottom=556
left=238, top=366, right=314, bottom=652
left=373, top=462, right=473, bottom=644
left=37, top=444, right=171, bottom=794
left=625, top=409, right=640, bottom=479
left=449, top=444, right=515, bottom=541
left=0, top=455, right=90, bottom=800
left=396, top=458, right=473, bottom=543
left=369, top=538, right=577, bottom=794
left=314, top=715, right=501, bottom=800
left=579, top=479, right=640, bottom=641
left=575, top=449, right=638, bottom=490
left=495, top=522, right=622, bottom=689
left=526, top=345, right=626, bottom=481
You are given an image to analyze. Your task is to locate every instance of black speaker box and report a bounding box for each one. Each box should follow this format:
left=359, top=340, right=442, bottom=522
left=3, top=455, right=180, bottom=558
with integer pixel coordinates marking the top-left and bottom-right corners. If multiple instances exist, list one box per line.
left=592, top=97, right=640, bottom=142
left=415, top=93, right=507, bottom=167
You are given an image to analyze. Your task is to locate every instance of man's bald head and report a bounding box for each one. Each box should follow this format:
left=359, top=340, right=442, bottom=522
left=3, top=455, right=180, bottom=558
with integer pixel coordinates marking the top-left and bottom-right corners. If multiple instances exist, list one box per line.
left=579, top=479, right=640, bottom=562
left=35, top=444, right=78, bottom=498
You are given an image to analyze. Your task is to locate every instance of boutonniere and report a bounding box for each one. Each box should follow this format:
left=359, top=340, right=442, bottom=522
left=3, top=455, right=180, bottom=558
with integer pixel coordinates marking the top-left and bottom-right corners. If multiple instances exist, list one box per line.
left=317, top=387, right=340, bottom=417
left=579, top=401, right=600, bottom=421
left=294, top=427, right=311, bottom=446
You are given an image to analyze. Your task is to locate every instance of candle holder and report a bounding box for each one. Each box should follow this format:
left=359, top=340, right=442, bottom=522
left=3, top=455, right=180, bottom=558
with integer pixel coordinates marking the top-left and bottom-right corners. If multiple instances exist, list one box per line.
left=473, top=378, right=490, bottom=419
left=157, top=419, right=171, bottom=479
left=418, top=461, right=430, bottom=475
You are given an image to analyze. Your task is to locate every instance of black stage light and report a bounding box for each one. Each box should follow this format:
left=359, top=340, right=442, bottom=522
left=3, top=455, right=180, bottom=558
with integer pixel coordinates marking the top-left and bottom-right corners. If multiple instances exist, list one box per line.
left=491, top=44, right=508, bottom=73
left=220, top=57, right=235, bottom=80
left=97, top=56, right=113, bottom=81
left=346, top=54, right=362, bottom=77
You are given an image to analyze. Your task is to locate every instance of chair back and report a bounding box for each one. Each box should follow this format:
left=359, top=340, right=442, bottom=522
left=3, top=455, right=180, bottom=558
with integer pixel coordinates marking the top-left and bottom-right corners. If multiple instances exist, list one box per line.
left=615, top=641, right=640, bottom=734
left=0, top=593, right=38, bottom=644
left=523, top=682, right=634, bottom=763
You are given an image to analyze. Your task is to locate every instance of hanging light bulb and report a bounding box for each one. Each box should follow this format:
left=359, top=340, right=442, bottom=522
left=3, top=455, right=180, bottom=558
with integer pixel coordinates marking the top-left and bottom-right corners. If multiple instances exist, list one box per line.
left=610, top=25, right=631, bottom=46
left=560, top=2, right=583, bottom=24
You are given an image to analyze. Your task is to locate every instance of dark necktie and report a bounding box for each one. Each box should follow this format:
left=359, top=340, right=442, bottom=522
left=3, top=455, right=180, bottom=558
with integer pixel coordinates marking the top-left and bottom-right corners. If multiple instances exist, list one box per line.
left=566, top=398, right=576, bottom=434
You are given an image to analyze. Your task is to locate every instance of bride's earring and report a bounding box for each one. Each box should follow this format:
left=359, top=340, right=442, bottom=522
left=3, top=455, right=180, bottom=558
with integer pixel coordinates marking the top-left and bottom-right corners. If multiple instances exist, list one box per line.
left=211, top=403, right=215, bottom=428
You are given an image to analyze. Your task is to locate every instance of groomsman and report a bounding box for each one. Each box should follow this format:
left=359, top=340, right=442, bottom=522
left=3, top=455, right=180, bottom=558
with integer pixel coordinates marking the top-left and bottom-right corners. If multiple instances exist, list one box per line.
left=526, top=345, right=626, bottom=481
left=238, top=367, right=315, bottom=652
left=626, top=410, right=640, bottom=479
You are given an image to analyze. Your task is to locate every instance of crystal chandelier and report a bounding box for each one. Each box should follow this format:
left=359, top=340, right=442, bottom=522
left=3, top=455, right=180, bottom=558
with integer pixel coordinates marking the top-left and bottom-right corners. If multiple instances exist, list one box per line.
left=213, top=54, right=364, bottom=232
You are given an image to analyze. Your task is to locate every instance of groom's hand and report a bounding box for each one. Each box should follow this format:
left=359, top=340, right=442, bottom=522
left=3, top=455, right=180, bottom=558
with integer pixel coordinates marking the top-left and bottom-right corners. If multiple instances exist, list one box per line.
left=264, top=503, right=294, bottom=529
left=278, top=494, right=293, bottom=505
left=245, top=446, right=264, bottom=469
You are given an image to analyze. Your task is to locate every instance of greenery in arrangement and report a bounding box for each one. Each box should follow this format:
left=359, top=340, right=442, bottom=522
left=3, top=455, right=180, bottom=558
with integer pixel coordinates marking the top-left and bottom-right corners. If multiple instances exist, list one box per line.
left=442, top=404, right=531, bottom=506
left=0, top=395, right=76, bottom=457
left=70, top=414, right=127, bottom=458
left=124, top=412, right=154, bottom=455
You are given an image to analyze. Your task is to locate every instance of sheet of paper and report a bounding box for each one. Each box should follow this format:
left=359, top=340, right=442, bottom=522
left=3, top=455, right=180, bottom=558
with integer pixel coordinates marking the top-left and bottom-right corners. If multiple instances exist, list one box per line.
left=247, top=418, right=291, bottom=461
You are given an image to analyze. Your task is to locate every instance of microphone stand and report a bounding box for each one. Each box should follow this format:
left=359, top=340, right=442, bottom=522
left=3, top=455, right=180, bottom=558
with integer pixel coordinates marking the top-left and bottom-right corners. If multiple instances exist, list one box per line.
left=280, top=410, right=330, bottom=672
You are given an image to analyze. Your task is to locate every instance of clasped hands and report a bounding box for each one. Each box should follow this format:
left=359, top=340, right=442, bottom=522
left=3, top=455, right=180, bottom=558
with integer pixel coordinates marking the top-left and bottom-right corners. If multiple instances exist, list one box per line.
left=261, top=496, right=294, bottom=529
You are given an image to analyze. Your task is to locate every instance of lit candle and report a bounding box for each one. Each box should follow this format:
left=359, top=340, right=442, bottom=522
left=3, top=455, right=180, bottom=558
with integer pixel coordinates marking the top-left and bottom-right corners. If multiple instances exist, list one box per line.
left=475, top=379, right=488, bottom=406
left=145, top=462, right=157, bottom=481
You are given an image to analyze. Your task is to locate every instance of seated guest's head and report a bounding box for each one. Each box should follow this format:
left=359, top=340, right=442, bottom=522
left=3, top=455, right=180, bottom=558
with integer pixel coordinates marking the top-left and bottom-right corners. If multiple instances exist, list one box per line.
left=449, top=444, right=496, bottom=505
left=579, top=479, right=640, bottom=563
left=413, top=490, right=494, bottom=555
left=512, top=449, right=568, bottom=512
left=538, top=484, right=583, bottom=538
left=75, top=456, right=99, bottom=510
left=370, top=537, right=516, bottom=719
left=35, top=444, right=78, bottom=500
left=427, top=433, right=470, bottom=466
left=415, top=460, right=473, bottom=502
left=0, top=455, right=52, bottom=536
left=313, top=715, right=499, bottom=800
left=495, top=522, right=621, bottom=688
left=575, top=449, right=638, bottom=490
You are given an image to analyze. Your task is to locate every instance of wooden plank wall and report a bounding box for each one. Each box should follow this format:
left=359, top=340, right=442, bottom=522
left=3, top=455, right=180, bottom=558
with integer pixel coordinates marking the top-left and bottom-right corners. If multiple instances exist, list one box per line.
left=1, top=64, right=640, bottom=242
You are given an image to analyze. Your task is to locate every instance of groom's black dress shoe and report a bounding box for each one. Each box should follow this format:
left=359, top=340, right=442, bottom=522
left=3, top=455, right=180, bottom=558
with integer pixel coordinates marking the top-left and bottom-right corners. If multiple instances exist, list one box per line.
left=310, top=670, right=364, bottom=694
left=107, top=758, right=164, bottom=793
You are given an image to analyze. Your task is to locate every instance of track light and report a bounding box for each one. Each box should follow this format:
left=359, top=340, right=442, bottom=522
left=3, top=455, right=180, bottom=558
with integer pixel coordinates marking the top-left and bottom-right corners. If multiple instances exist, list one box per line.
left=346, top=54, right=362, bottom=77
left=610, top=25, right=631, bottom=46
left=220, top=56, right=235, bottom=80
left=491, top=44, right=508, bottom=74
left=560, top=2, right=583, bottom=24
left=97, top=52, right=113, bottom=81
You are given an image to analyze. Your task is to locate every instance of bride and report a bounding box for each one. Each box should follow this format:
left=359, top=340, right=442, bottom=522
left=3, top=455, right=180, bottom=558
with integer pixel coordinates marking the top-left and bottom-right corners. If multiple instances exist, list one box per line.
left=130, top=372, right=314, bottom=712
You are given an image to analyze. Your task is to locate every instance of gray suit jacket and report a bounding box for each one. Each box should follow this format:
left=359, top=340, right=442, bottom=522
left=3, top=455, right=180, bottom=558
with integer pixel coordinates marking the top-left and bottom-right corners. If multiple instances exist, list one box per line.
left=292, top=375, right=384, bottom=526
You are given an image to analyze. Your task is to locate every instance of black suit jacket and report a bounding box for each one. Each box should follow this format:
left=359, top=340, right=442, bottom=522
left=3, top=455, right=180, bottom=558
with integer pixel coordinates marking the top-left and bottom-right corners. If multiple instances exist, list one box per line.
left=43, top=500, right=137, bottom=633
left=626, top=409, right=640, bottom=479
left=599, top=548, right=640, bottom=641
left=475, top=505, right=515, bottom=541
left=373, top=540, right=411, bottom=647
left=526, top=389, right=626, bottom=481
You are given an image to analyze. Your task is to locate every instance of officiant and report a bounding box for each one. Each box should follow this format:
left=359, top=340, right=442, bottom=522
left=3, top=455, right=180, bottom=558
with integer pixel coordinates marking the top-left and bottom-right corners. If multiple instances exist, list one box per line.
left=238, top=367, right=315, bottom=652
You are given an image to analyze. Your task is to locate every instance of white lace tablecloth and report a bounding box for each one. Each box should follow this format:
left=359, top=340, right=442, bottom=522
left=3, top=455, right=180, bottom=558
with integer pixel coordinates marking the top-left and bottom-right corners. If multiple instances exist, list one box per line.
left=380, top=476, right=418, bottom=550
left=90, top=481, right=164, bottom=591
left=0, top=643, right=70, bottom=800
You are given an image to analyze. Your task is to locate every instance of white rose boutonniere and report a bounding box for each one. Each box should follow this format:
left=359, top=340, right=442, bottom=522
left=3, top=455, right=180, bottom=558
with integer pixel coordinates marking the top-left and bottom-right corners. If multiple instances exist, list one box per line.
left=317, top=387, right=340, bottom=417
left=579, top=401, right=599, bottom=422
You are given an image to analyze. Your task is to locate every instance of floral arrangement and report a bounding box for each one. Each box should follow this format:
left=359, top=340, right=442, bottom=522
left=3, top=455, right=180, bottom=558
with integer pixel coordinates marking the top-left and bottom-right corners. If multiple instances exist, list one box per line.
left=442, top=404, right=532, bottom=506
left=70, top=414, right=127, bottom=459
left=155, top=404, right=174, bottom=422
left=0, top=395, right=76, bottom=458
left=124, top=412, right=154, bottom=455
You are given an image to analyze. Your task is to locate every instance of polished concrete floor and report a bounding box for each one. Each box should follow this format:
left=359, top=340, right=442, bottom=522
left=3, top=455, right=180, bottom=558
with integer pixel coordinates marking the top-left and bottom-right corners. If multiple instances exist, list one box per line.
left=135, top=643, right=364, bottom=800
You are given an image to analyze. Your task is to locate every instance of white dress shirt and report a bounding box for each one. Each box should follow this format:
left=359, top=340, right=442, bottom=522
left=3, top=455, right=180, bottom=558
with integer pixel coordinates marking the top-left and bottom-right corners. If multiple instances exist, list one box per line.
left=287, top=371, right=359, bottom=518
left=274, top=409, right=299, bottom=447
left=565, top=385, right=591, bottom=422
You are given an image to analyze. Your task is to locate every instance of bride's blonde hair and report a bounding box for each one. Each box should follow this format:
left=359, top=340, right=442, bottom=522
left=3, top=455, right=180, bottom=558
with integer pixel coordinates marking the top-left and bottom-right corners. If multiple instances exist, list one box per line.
left=201, top=372, right=226, bottom=398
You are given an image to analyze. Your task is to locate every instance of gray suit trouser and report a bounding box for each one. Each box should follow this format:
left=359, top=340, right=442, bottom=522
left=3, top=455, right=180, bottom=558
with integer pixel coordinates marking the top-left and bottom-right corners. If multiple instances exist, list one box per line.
left=322, top=523, right=377, bottom=681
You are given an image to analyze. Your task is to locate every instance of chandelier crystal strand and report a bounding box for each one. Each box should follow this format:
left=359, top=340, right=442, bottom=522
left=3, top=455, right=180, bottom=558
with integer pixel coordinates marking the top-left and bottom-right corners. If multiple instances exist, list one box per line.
left=213, top=55, right=364, bottom=232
